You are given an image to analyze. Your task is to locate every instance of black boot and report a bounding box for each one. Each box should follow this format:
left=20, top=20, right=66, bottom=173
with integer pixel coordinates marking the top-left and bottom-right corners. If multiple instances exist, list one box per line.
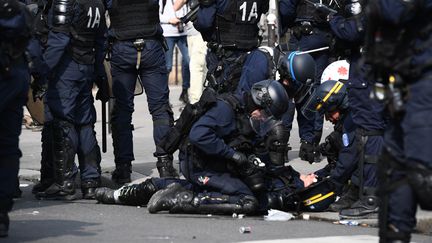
left=96, top=179, right=157, bottom=206
left=380, top=224, right=411, bottom=243
left=0, top=212, right=9, bottom=238
left=328, top=184, right=359, bottom=212
left=81, top=180, right=100, bottom=200
left=148, top=183, right=258, bottom=215
left=95, top=187, right=115, bottom=204
left=179, top=89, right=189, bottom=104
left=339, top=188, right=379, bottom=219
left=36, top=120, right=76, bottom=200
left=111, top=163, right=132, bottom=184
left=38, top=181, right=76, bottom=200
left=156, top=155, right=179, bottom=178
left=32, top=124, right=54, bottom=195
left=147, top=183, right=186, bottom=213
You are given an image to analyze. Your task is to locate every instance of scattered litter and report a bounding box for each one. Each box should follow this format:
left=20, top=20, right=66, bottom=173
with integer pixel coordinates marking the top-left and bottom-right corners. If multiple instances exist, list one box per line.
left=264, top=209, right=294, bottom=221
left=31, top=211, right=39, bottom=215
left=137, top=206, right=141, bottom=209
left=232, top=213, right=237, bottom=218
left=302, top=214, right=310, bottom=220
left=20, top=184, right=29, bottom=187
left=207, top=214, right=212, bottom=217
left=239, top=226, right=251, bottom=233
left=238, top=214, right=244, bottom=219
left=339, top=220, right=359, bottom=226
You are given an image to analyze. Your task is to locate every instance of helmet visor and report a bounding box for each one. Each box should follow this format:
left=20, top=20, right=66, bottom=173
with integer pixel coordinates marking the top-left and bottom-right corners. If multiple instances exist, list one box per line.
left=301, top=93, right=323, bottom=121
left=293, top=79, right=314, bottom=103
left=249, top=110, right=281, bottom=137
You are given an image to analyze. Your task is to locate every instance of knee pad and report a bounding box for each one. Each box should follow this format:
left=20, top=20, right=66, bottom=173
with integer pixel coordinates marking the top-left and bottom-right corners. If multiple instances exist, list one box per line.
left=153, top=103, right=174, bottom=127
left=265, top=123, right=290, bottom=166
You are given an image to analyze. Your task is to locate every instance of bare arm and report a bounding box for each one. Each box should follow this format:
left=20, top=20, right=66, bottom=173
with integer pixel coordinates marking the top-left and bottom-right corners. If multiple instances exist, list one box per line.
left=173, top=0, right=187, bottom=11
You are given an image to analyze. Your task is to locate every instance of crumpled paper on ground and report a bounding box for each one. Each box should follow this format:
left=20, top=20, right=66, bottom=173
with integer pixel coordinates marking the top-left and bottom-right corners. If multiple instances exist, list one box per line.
left=264, top=209, right=294, bottom=221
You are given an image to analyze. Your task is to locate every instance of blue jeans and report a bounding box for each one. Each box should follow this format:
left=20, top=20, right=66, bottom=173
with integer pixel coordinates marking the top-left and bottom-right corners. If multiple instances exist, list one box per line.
left=165, top=36, right=190, bottom=90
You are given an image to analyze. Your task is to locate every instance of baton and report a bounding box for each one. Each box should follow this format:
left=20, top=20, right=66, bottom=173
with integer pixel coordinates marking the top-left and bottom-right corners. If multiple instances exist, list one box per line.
left=297, top=46, right=330, bottom=55
left=101, top=101, right=107, bottom=153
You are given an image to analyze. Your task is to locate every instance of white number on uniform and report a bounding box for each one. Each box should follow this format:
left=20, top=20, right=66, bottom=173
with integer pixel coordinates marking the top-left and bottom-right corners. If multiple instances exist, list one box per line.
left=87, top=7, right=101, bottom=28
left=239, top=1, right=258, bottom=22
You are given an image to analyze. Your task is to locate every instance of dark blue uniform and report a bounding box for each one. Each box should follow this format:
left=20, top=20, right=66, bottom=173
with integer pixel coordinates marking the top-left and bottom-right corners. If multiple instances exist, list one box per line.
left=236, top=50, right=272, bottom=94
left=41, top=0, right=106, bottom=198
left=0, top=0, right=32, bottom=235
left=27, top=0, right=56, bottom=194
left=106, top=0, right=176, bottom=180
left=181, top=99, right=254, bottom=200
left=279, top=0, right=334, bottom=145
left=194, top=0, right=268, bottom=92
left=366, top=0, right=432, bottom=241
left=328, top=14, right=385, bottom=193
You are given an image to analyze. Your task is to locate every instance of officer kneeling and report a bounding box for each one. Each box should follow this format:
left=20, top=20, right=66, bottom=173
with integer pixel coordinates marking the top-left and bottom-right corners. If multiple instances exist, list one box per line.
left=302, top=80, right=380, bottom=218
left=97, top=80, right=289, bottom=214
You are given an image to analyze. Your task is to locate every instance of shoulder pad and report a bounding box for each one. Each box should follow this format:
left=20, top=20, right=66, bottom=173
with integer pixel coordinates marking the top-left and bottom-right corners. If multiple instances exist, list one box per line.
left=52, top=0, right=73, bottom=29
left=198, top=0, right=215, bottom=7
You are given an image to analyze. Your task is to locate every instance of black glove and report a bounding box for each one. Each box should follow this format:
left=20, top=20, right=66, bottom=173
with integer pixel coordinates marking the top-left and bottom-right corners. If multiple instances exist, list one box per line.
left=30, top=81, right=47, bottom=102
left=0, top=0, right=21, bottom=18
left=230, top=151, right=248, bottom=166
left=299, top=140, right=318, bottom=164
left=95, top=76, right=110, bottom=103
left=316, top=4, right=336, bottom=22
left=230, top=152, right=265, bottom=192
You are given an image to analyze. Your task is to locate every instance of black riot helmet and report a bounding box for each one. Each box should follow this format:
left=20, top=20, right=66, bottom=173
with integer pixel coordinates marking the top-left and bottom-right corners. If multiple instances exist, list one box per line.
left=301, top=80, right=349, bottom=120
left=250, top=79, right=289, bottom=119
left=247, top=80, right=289, bottom=137
left=278, top=51, right=316, bottom=103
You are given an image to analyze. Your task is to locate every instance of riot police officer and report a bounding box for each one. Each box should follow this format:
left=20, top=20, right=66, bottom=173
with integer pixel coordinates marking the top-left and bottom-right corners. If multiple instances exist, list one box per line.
left=279, top=0, right=340, bottom=161
left=106, top=0, right=177, bottom=182
left=302, top=80, right=380, bottom=217
left=194, top=0, right=269, bottom=93
left=322, top=0, right=385, bottom=219
left=364, top=1, right=432, bottom=242
left=97, top=80, right=292, bottom=215
left=29, top=0, right=56, bottom=195
left=236, top=47, right=317, bottom=162
left=95, top=122, right=319, bottom=213
left=38, top=0, right=107, bottom=200
left=0, top=0, right=33, bottom=236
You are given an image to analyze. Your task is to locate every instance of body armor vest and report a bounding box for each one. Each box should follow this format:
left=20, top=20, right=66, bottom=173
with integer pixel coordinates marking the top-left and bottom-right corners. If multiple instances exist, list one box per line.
left=215, top=0, right=267, bottom=50
left=109, top=0, right=160, bottom=40
left=68, top=0, right=105, bottom=64
left=188, top=94, right=256, bottom=172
